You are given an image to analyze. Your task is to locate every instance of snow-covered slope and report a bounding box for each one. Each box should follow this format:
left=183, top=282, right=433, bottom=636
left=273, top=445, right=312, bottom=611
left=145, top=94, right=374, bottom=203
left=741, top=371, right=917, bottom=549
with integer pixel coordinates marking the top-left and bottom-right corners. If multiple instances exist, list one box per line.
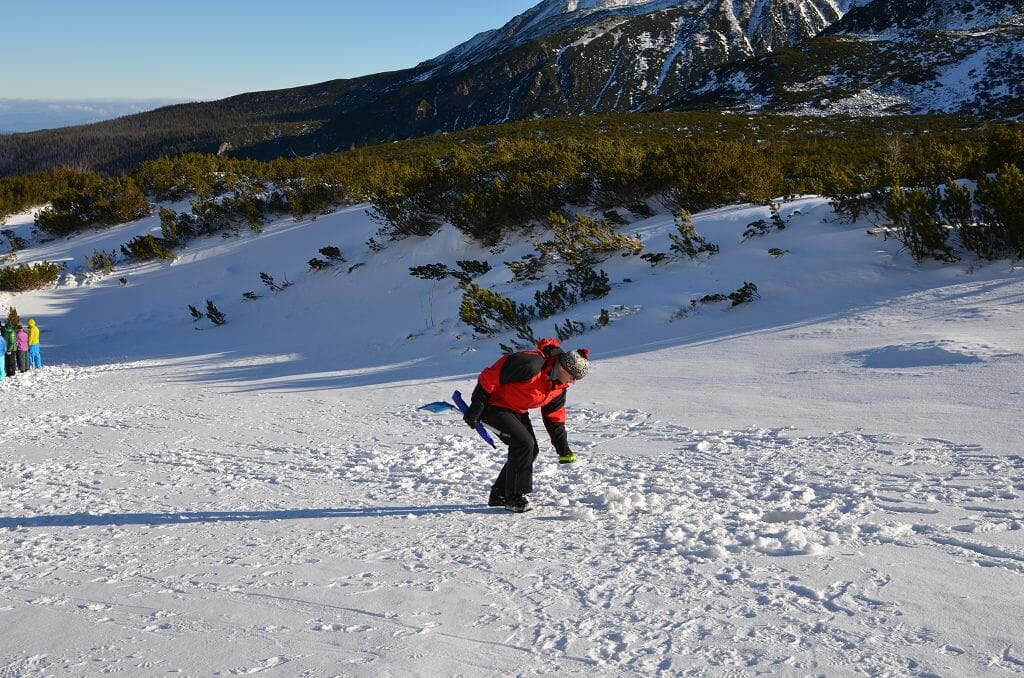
left=428, top=0, right=864, bottom=73
left=422, top=0, right=863, bottom=105
left=1, top=196, right=1022, bottom=674
left=672, top=0, right=1024, bottom=117
left=424, top=0, right=684, bottom=70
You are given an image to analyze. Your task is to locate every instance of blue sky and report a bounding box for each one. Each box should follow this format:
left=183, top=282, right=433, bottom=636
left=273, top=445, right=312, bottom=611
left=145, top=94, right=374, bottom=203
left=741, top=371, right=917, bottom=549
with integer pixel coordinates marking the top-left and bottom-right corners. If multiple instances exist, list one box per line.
left=1, top=0, right=538, bottom=101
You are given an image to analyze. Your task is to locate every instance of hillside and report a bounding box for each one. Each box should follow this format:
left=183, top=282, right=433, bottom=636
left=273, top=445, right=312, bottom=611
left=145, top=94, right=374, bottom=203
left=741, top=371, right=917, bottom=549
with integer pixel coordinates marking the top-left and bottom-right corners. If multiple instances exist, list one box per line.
left=1, top=187, right=1022, bottom=673
left=3, top=0, right=1021, bottom=177
left=667, top=0, right=1024, bottom=116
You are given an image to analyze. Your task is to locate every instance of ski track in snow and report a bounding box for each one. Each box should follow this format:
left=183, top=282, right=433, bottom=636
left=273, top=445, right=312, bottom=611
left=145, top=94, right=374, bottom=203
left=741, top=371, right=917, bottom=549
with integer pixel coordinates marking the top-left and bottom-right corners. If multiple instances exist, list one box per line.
left=1, top=362, right=1022, bottom=675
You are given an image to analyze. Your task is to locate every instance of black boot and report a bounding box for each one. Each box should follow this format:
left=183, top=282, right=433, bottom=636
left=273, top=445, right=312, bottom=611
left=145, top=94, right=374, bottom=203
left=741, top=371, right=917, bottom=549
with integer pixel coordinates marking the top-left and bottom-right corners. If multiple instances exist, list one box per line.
left=504, top=494, right=532, bottom=513
left=487, top=487, right=505, bottom=507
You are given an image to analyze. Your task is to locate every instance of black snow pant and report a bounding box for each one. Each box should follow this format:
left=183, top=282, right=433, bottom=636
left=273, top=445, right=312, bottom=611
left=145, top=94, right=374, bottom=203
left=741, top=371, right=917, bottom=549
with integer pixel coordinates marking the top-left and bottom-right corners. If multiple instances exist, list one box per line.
left=16, top=350, right=28, bottom=373
left=4, top=353, right=15, bottom=377
left=482, top=407, right=540, bottom=498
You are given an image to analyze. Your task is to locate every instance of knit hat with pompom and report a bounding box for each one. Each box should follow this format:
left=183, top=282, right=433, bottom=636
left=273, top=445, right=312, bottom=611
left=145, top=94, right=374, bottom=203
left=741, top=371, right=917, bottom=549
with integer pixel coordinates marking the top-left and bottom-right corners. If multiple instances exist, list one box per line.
left=558, top=348, right=590, bottom=380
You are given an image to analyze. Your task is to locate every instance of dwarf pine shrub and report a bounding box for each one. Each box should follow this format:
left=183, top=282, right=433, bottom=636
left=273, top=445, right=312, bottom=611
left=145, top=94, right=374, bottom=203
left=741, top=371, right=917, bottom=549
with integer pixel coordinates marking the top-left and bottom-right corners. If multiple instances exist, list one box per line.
left=506, top=254, right=548, bottom=282
left=85, top=248, right=118, bottom=274
left=742, top=219, right=772, bottom=241
left=742, top=203, right=788, bottom=241
left=259, top=272, right=289, bottom=292
left=205, top=300, right=226, bottom=325
left=455, top=259, right=492, bottom=281
left=0, top=261, right=64, bottom=291
left=567, top=265, right=611, bottom=301
left=886, top=186, right=956, bottom=262
left=410, top=259, right=492, bottom=284
left=534, top=280, right=577, bottom=319
left=540, top=213, right=642, bottom=268
left=693, top=282, right=760, bottom=308
left=975, top=164, right=1024, bottom=259
left=641, top=252, right=669, bottom=266
left=555, top=319, right=586, bottom=341
left=36, top=175, right=150, bottom=236
left=409, top=263, right=452, bottom=281
left=829, top=191, right=886, bottom=224
left=769, top=202, right=787, bottom=231
left=669, top=210, right=719, bottom=260
left=938, top=181, right=981, bottom=255
left=120, top=234, right=177, bottom=262
left=1, top=229, right=27, bottom=252
left=728, top=282, right=760, bottom=306
left=319, top=246, right=344, bottom=262
left=368, top=158, right=443, bottom=239
left=159, top=207, right=199, bottom=246
left=459, top=282, right=534, bottom=337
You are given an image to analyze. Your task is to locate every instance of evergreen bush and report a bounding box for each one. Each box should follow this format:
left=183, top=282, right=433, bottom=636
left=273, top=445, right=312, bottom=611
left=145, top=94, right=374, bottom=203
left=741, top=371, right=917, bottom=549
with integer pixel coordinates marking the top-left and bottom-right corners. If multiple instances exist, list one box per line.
left=159, top=207, right=198, bottom=246
left=36, top=175, right=150, bottom=236
left=85, top=248, right=118, bottom=274
left=567, top=265, right=611, bottom=301
left=937, top=181, right=988, bottom=258
left=120, top=234, right=177, bottom=262
left=319, top=246, right=344, bottom=261
left=669, top=210, right=719, bottom=260
left=641, top=252, right=669, bottom=266
left=506, top=254, right=548, bottom=282
left=728, top=282, right=760, bottom=306
left=258, top=272, right=291, bottom=291
left=205, top=300, right=226, bottom=325
left=455, top=259, right=492, bottom=282
left=539, top=212, right=642, bottom=268
left=975, top=164, right=1024, bottom=259
left=368, top=158, right=443, bottom=239
left=742, top=219, right=772, bottom=241
left=693, top=282, right=760, bottom=308
left=534, top=280, right=578, bottom=319
left=2, top=229, right=27, bottom=251
left=458, top=282, right=534, bottom=337
left=409, top=263, right=453, bottom=281
left=885, top=186, right=956, bottom=262
left=555, top=319, right=586, bottom=341
left=0, top=261, right=64, bottom=291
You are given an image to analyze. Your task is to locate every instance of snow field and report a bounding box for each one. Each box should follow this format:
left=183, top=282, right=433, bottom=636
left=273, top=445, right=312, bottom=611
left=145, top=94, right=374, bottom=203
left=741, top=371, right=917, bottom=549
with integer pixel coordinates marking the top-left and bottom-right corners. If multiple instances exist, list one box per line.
left=1, top=356, right=1022, bottom=675
left=1, top=193, right=1022, bottom=675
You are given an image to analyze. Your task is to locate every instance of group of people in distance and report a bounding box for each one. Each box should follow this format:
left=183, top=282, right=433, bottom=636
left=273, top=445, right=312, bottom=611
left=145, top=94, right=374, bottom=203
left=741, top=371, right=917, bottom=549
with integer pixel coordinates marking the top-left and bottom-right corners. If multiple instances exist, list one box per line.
left=1, top=319, right=42, bottom=379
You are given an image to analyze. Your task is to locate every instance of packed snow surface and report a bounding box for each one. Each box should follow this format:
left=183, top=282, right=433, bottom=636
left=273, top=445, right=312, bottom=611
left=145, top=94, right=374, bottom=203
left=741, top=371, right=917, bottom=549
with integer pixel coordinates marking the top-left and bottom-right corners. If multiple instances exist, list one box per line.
left=1, top=194, right=1022, bottom=675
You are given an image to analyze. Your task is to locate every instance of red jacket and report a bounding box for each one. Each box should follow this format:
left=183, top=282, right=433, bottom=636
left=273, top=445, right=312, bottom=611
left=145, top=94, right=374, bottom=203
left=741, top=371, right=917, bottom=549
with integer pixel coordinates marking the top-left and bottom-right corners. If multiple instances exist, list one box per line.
left=471, top=338, right=570, bottom=453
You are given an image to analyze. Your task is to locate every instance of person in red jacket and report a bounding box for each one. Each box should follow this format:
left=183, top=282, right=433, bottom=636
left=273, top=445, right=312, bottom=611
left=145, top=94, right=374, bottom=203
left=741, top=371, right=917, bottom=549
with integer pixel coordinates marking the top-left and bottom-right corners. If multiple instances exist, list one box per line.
left=463, top=337, right=590, bottom=513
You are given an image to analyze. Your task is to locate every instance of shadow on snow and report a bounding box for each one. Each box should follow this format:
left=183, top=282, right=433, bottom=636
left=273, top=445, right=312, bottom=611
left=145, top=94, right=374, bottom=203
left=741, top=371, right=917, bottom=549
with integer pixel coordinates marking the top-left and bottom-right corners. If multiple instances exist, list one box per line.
left=0, top=504, right=499, bottom=529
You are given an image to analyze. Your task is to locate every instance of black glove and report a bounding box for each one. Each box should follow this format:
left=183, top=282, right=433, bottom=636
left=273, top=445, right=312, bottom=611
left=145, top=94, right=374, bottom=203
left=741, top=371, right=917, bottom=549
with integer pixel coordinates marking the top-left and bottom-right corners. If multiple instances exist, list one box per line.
left=463, top=398, right=486, bottom=429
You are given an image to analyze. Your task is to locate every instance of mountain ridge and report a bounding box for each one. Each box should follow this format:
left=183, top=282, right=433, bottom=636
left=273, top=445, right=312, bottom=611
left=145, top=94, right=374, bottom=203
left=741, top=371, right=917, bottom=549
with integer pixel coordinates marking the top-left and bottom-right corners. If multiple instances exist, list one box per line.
left=1, top=0, right=1020, bottom=178
left=666, top=0, right=1024, bottom=117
